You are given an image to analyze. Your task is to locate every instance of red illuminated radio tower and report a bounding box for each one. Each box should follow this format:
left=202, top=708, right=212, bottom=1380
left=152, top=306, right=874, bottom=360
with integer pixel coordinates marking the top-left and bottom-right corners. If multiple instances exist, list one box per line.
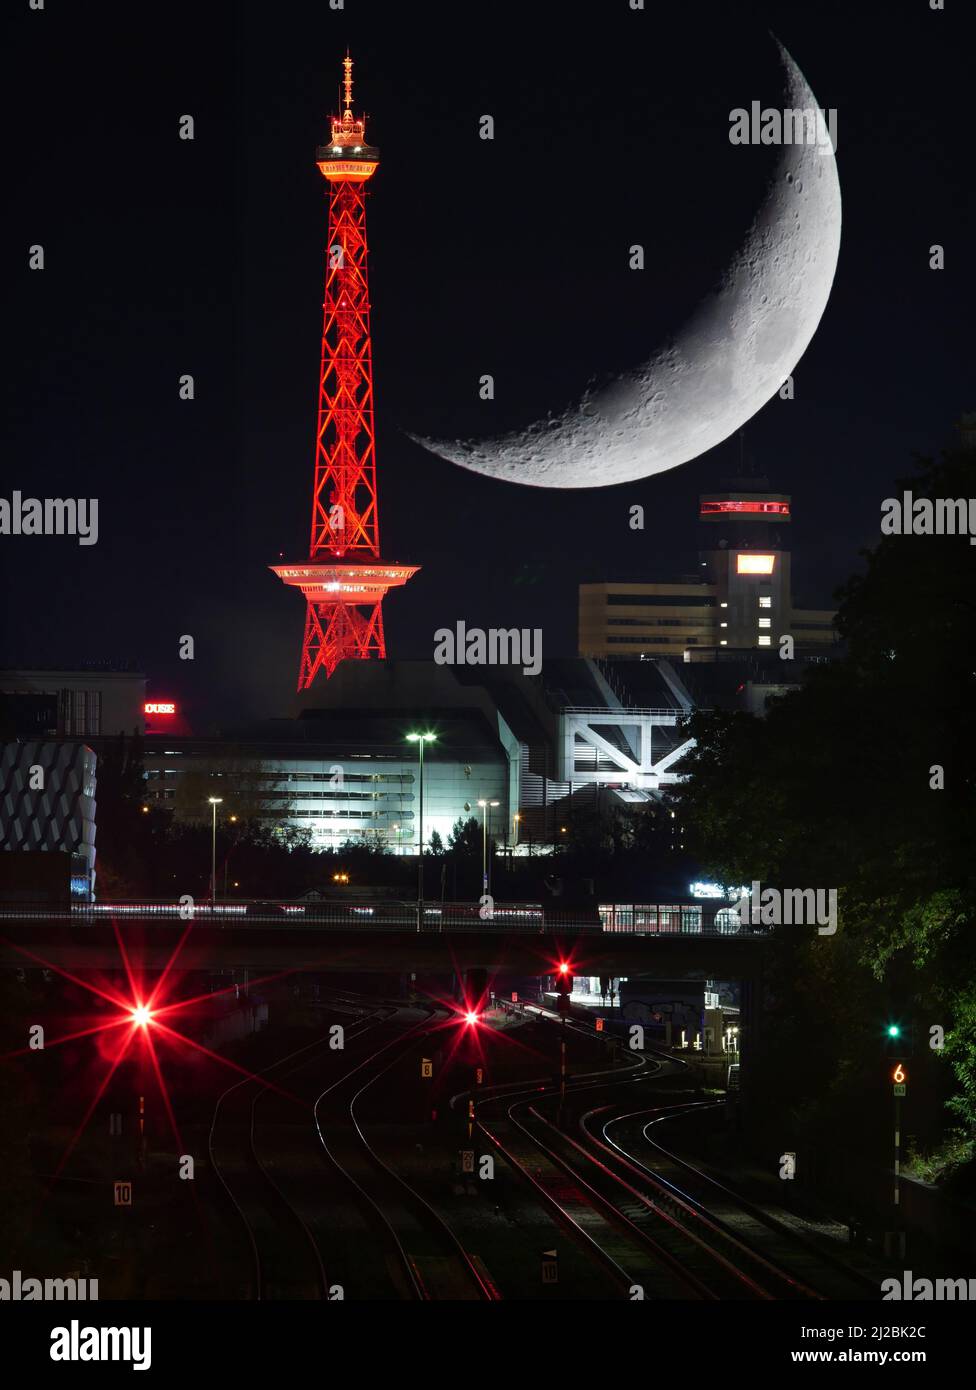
left=272, top=56, right=417, bottom=688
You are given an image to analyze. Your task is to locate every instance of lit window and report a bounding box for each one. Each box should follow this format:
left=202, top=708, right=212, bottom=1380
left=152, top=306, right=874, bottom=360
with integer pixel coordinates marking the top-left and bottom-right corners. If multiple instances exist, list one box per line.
left=757, top=636, right=772, bottom=646
left=758, top=618, right=771, bottom=628
left=737, top=554, right=776, bottom=575
left=759, top=596, right=772, bottom=609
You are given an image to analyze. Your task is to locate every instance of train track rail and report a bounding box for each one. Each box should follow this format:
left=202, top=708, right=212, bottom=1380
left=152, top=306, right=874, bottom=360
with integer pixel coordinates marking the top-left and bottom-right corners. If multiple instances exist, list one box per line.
left=208, top=992, right=393, bottom=1298
left=313, top=1010, right=500, bottom=1300
left=595, top=1101, right=880, bottom=1299
left=468, top=1007, right=824, bottom=1298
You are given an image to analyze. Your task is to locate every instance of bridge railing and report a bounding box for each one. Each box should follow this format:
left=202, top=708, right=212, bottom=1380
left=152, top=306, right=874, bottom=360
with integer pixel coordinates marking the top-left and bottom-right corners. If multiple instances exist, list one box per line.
left=0, top=899, right=765, bottom=936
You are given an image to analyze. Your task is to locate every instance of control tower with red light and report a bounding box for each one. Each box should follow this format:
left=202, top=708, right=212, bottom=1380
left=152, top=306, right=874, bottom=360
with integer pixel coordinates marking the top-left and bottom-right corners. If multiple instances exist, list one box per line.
left=697, top=478, right=792, bottom=649
left=272, top=56, right=417, bottom=688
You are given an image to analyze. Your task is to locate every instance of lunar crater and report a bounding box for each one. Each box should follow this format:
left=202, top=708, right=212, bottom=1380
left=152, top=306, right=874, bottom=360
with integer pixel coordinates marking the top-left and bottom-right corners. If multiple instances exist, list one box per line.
left=414, top=37, right=841, bottom=489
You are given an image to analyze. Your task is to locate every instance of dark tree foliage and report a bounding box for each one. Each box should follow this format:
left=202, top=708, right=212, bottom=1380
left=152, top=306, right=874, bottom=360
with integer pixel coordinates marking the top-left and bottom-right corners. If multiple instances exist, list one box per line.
left=447, top=816, right=483, bottom=856
left=0, top=974, right=39, bottom=1261
left=675, top=439, right=976, bottom=1175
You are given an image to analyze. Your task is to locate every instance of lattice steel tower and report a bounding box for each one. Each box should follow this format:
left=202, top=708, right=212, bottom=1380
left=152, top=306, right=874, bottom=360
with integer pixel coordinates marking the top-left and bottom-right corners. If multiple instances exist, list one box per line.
left=272, top=55, right=417, bottom=687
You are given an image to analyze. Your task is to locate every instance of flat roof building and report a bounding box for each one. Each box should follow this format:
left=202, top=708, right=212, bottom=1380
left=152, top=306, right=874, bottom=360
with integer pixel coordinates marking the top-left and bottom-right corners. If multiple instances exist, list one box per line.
left=0, top=665, right=146, bottom=739
left=580, top=479, right=838, bottom=661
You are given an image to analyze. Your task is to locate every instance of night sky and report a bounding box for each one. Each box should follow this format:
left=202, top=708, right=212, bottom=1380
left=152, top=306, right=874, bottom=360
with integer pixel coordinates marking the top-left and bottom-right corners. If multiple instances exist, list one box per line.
left=4, top=0, right=972, bottom=726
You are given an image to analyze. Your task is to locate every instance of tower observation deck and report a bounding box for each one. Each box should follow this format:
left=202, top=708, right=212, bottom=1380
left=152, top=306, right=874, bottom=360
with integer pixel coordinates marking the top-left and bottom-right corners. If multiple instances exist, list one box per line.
left=272, top=55, right=418, bottom=688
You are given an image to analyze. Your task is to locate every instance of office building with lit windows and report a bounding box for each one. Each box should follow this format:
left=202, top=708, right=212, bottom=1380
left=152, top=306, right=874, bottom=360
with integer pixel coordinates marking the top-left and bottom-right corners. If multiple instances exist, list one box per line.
left=579, top=479, right=837, bottom=660
left=140, top=714, right=510, bottom=853
left=138, top=658, right=698, bottom=850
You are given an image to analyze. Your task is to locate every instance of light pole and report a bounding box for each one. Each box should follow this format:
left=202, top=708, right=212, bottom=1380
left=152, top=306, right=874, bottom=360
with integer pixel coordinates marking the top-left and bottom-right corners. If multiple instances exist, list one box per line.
left=406, top=733, right=436, bottom=931
left=477, top=799, right=500, bottom=895
left=513, top=811, right=521, bottom=850
left=208, top=797, right=223, bottom=906
left=223, top=814, right=239, bottom=897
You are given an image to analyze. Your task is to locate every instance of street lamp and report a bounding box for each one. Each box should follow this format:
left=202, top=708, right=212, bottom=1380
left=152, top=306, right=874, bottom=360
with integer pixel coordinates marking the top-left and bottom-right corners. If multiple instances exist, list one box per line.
left=406, top=733, right=437, bottom=930
left=208, top=797, right=223, bottom=906
left=477, top=799, right=500, bottom=895
left=513, top=811, right=521, bottom=849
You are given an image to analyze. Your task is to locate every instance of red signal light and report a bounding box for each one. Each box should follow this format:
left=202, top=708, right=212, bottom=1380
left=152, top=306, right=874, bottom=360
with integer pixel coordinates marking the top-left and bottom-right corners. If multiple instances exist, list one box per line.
left=464, top=1011, right=479, bottom=1026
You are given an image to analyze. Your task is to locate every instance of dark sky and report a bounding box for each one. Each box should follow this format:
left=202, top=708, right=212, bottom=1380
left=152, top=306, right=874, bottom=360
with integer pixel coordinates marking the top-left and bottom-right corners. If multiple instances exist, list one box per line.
left=4, top=0, right=973, bottom=726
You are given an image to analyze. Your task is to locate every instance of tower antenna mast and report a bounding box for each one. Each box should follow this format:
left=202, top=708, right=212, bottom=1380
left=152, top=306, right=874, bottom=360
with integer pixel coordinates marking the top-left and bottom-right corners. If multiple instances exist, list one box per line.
left=271, top=56, right=418, bottom=687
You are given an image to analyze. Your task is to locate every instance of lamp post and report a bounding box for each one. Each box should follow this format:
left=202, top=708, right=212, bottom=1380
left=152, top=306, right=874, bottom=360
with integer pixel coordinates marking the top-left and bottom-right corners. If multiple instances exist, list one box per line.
left=477, top=798, right=500, bottom=895
left=513, top=812, right=520, bottom=849
left=406, top=733, right=436, bottom=931
left=208, top=797, right=223, bottom=907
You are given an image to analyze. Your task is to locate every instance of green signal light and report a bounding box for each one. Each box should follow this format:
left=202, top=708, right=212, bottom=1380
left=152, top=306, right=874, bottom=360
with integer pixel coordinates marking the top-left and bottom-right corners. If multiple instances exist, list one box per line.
left=887, top=1025, right=901, bottom=1038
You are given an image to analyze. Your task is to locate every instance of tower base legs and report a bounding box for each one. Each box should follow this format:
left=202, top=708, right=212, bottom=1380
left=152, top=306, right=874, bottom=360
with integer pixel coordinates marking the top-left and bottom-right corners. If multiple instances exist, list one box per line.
left=298, top=600, right=386, bottom=688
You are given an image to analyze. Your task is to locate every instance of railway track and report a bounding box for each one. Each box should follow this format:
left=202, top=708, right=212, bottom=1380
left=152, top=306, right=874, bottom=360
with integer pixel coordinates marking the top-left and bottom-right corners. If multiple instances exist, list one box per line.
left=595, top=1100, right=880, bottom=1299
left=466, top=1007, right=834, bottom=1298
left=210, top=991, right=877, bottom=1301
left=208, top=992, right=394, bottom=1298
left=210, top=990, right=499, bottom=1299
left=313, top=1009, right=500, bottom=1300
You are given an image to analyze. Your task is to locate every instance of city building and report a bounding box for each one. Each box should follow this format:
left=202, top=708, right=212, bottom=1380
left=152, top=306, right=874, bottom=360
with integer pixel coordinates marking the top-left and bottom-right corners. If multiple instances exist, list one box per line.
left=0, top=740, right=97, bottom=899
left=135, top=658, right=697, bottom=850
left=0, top=665, right=146, bottom=738
left=140, top=711, right=509, bottom=853
left=579, top=477, right=837, bottom=660
left=1, top=655, right=698, bottom=861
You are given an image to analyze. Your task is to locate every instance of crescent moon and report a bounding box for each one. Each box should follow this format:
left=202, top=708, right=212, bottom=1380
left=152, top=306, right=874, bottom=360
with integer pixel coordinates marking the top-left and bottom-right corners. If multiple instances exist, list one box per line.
left=412, top=39, right=841, bottom=489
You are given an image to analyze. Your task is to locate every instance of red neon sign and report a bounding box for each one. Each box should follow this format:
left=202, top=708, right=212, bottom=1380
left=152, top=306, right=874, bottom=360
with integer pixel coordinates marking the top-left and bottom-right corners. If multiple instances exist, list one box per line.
left=700, top=500, right=790, bottom=516
left=144, top=702, right=176, bottom=715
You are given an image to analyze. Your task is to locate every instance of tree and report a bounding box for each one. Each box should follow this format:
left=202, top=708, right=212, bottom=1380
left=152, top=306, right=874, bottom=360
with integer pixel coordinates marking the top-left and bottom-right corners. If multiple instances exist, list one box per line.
left=674, top=435, right=976, bottom=1165
left=171, top=753, right=295, bottom=827
left=93, top=733, right=166, bottom=895
left=447, top=816, right=481, bottom=856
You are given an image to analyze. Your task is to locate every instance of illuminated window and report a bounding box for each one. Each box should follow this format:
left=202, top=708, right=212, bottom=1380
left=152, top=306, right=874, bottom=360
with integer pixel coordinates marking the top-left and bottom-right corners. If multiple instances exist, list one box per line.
left=737, top=554, right=776, bottom=575
left=758, top=618, right=771, bottom=629
left=757, top=636, right=772, bottom=646
left=759, top=596, right=772, bottom=608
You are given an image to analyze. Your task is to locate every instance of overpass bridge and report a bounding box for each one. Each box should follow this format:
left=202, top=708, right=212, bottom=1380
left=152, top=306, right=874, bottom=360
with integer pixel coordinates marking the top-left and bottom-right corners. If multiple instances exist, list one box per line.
left=0, top=900, right=765, bottom=979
